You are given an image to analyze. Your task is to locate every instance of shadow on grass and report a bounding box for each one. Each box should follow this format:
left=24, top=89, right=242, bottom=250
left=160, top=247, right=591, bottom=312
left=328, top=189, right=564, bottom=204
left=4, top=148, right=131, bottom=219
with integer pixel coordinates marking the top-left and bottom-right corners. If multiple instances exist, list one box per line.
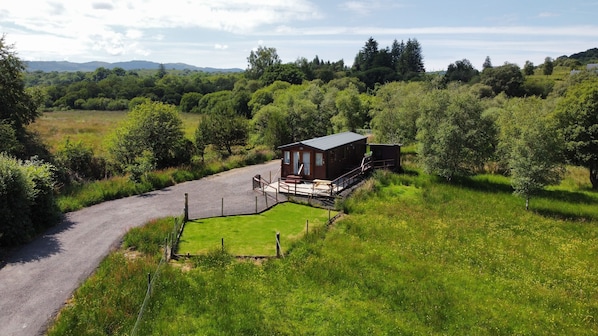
left=436, top=175, right=514, bottom=194
left=536, top=189, right=598, bottom=205
left=533, top=207, right=597, bottom=223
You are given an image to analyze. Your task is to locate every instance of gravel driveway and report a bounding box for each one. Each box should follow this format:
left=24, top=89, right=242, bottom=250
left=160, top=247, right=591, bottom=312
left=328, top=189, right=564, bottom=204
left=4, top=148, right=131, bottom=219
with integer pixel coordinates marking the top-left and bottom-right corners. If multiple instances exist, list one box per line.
left=0, top=160, right=283, bottom=336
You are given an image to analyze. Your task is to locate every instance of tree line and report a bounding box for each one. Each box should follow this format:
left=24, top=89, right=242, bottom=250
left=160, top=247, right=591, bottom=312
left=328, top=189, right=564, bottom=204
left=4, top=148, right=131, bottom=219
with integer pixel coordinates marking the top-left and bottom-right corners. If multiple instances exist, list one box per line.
left=1, top=34, right=597, bottom=245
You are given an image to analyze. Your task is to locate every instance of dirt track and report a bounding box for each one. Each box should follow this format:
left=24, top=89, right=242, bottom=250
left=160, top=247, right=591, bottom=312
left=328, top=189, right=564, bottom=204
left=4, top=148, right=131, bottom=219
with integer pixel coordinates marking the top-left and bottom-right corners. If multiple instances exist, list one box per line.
left=0, top=160, right=283, bottom=336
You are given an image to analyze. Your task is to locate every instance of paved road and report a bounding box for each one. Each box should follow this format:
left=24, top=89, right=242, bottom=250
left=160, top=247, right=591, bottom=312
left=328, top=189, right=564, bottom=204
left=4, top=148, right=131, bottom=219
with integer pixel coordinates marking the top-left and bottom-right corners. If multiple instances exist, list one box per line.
left=0, top=160, right=283, bottom=336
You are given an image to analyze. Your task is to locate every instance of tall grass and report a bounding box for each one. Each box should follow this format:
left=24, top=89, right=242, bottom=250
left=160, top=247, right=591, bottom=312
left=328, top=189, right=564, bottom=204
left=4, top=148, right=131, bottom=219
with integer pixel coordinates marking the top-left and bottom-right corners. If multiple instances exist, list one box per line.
left=48, top=169, right=598, bottom=335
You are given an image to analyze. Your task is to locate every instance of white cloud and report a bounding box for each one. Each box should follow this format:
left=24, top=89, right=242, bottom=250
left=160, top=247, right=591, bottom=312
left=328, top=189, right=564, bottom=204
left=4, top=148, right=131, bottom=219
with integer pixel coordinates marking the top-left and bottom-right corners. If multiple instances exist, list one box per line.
left=214, top=44, right=229, bottom=50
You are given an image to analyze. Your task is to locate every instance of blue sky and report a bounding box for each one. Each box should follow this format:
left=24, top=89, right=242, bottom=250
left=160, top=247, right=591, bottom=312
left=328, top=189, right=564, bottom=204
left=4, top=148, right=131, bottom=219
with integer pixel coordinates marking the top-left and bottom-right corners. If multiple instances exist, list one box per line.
left=1, top=0, right=597, bottom=71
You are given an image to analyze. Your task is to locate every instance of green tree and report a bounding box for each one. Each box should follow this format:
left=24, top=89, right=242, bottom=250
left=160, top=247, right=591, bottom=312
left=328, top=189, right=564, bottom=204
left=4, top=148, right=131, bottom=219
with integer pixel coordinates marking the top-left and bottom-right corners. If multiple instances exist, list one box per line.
left=260, top=63, right=305, bottom=85
left=523, top=60, right=535, bottom=76
left=482, top=56, right=492, bottom=70
left=496, top=98, right=564, bottom=209
left=246, top=46, right=281, bottom=80
left=179, top=92, right=203, bottom=113
left=0, top=35, right=40, bottom=132
left=481, top=63, right=525, bottom=97
left=444, top=59, right=479, bottom=83
left=554, top=78, right=598, bottom=189
left=200, top=110, right=248, bottom=156
left=251, top=105, right=291, bottom=149
left=543, top=57, right=554, bottom=76
left=194, top=117, right=210, bottom=162
left=108, top=101, right=187, bottom=170
left=332, top=84, right=368, bottom=132
left=416, top=90, right=496, bottom=180
left=371, top=82, right=427, bottom=144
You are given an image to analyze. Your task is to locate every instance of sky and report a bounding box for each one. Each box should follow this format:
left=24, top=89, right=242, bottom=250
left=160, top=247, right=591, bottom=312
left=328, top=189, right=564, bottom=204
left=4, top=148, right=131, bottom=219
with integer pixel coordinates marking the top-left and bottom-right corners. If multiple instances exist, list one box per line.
left=1, top=0, right=597, bottom=71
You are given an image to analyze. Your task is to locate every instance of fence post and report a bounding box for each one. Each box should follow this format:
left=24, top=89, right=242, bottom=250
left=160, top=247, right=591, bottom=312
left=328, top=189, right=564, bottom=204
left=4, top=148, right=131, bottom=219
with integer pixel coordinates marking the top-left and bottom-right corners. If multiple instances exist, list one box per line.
left=221, top=198, right=224, bottom=217
left=255, top=196, right=258, bottom=214
left=328, top=208, right=331, bottom=222
left=306, top=220, right=309, bottom=235
left=147, top=273, right=151, bottom=295
left=221, top=238, right=224, bottom=252
left=276, top=232, right=281, bottom=258
left=265, top=193, right=268, bottom=208
left=184, top=193, right=189, bottom=222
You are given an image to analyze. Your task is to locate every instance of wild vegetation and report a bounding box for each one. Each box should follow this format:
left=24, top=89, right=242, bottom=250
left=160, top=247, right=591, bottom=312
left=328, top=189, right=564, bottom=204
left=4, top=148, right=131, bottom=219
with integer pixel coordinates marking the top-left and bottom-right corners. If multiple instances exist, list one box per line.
left=47, top=168, right=598, bottom=335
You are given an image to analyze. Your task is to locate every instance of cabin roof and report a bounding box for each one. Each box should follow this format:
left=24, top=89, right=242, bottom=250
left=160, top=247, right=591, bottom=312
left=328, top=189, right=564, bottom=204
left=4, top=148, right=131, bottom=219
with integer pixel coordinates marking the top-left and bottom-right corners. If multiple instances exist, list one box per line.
left=278, top=132, right=367, bottom=151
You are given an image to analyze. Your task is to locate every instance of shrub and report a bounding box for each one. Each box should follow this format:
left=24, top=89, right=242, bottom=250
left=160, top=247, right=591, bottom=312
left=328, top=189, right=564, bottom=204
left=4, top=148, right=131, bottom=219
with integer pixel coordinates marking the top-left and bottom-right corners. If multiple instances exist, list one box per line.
left=0, top=154, right=59, bottom=246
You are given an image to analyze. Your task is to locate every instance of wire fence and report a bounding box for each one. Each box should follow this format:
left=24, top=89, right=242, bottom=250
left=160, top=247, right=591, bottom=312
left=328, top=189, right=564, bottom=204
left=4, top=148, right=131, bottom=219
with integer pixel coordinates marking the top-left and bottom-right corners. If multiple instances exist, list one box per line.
left=131, top=213, right=184, bottom=336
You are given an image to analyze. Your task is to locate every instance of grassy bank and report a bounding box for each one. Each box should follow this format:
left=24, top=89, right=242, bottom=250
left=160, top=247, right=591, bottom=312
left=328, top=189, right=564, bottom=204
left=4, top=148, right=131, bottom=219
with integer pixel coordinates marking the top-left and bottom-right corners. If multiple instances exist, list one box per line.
left=48, top=169, right=598, bottom=335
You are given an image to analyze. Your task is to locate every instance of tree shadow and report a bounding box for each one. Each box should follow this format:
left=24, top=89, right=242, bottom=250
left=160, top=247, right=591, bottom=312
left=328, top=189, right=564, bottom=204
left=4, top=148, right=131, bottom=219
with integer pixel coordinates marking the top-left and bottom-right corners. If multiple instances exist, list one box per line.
left=533, top=207, right=597, bottom=223
left=536, top=189, right=598, bottom=205
left=0, top=216, right=76, bottom=269
left=439, top=175, right=514, bottom=194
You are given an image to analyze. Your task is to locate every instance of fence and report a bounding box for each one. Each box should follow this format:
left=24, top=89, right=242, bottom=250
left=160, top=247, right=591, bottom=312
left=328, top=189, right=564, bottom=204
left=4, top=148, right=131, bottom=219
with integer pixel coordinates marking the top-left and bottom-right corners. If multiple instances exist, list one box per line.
left=131, top=210, right=185, bottom=335
left=131, top=187, right=336, bottom=334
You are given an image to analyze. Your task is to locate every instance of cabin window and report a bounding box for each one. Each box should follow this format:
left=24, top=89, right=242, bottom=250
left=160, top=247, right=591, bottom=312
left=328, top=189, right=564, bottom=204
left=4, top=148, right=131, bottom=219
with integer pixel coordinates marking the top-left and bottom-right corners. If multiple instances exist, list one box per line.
left=284, top=151, right=290, bottom=164
left=316, top=153, right=324, bottom=166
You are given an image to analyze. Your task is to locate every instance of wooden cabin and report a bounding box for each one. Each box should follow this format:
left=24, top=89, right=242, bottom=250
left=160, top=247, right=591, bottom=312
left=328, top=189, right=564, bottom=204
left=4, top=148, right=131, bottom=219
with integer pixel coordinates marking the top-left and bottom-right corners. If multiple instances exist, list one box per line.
left=278, top=132, right=367, bottom=182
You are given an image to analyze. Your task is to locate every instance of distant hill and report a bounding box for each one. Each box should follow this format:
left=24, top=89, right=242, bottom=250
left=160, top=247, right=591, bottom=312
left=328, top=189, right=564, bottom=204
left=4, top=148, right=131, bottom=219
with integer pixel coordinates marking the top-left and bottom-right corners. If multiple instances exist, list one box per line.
left=24, top=60, right=243, bottom=73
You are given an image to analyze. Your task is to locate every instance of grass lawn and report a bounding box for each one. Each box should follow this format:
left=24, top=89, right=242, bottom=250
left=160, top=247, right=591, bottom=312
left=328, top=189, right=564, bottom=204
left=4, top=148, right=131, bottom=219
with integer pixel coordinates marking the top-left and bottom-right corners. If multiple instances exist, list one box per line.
left=178, top=202, right=337, bottom=256
left=27, top=110, right=202, bottom=154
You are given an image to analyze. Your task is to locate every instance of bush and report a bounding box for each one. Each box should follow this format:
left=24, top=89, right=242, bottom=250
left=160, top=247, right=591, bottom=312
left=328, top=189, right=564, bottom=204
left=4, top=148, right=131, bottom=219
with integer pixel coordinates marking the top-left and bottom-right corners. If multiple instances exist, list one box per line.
left=0, top=154, right=59, bottom=246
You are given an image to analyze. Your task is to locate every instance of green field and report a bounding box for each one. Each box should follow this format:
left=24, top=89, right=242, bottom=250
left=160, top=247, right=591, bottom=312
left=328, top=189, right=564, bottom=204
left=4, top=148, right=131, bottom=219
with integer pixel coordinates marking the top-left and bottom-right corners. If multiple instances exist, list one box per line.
left=48, top=169, right=598, bottom=335
left=178, top=202, right=336, bottom=256
left=28, top=110, right=202, bottom=154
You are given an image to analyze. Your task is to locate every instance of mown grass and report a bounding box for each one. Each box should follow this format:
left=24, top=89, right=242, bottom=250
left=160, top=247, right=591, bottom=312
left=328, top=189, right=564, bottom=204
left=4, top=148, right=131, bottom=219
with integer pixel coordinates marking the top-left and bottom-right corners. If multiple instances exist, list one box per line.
left=48, top=169, right=598, bottom=335
left=179, top=202, right=336, bottom=256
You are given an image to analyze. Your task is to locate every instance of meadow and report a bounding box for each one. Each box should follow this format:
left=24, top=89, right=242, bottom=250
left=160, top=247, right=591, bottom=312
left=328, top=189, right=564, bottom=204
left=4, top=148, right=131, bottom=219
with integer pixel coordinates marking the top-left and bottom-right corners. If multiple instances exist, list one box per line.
left=48, top=167, right=598, bottom=335
left=28, top=110, right=202, bottom=155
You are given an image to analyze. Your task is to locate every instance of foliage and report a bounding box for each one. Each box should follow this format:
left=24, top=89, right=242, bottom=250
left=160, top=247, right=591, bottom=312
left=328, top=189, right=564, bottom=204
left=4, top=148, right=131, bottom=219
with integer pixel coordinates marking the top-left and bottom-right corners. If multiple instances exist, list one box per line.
left=108, top=101, right=188, bottom=170
left=370, top=81, right=428, bottom=144
left=416, top=89, right=497, bottom=180
left=543, top=57, right=554, bottom=76
left=554, top=77, right=598, bottom=189
left=55, top=138, right=105, bottom=181
left=481, top=63, right=525, bottom=97
left=260, top=63, right=305, bottom=85
left=353, top=37, right=425, bottom=88
left=0, top=154, right=59, bottom=246
left=198, top=109, right=248, bottom=156
left=0, top=35, right=40, bottom=131
left=495, top=97, right=565, bottom=208
left=444, top=59, right=479, bottom=83
left=245, top=46, right=281, bottom=80
left=332, top=83, right=369, bottom=132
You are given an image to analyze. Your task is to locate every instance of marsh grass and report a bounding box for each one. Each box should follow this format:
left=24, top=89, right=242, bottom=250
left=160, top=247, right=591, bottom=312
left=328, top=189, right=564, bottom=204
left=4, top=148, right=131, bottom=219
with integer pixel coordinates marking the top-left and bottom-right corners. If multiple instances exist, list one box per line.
left=49, top=169, right=598, bottom=335
left=28, top=110, right=203, bottom=155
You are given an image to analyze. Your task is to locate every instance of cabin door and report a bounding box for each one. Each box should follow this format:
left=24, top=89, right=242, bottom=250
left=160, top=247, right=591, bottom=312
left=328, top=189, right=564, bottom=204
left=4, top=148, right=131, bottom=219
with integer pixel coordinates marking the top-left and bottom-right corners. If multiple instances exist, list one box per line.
left=293, top=151, right=300, bottom=174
